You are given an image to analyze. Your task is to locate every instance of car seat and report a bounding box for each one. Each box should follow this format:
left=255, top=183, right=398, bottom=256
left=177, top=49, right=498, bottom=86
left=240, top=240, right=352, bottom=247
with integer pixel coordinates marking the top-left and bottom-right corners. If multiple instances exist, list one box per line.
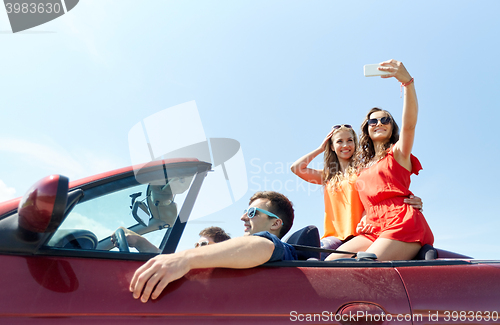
left=413, top=244, right=437, bottom=260
left=284, top=225, right=321, bottom=260
left=147, top=184, right=178, bottom=227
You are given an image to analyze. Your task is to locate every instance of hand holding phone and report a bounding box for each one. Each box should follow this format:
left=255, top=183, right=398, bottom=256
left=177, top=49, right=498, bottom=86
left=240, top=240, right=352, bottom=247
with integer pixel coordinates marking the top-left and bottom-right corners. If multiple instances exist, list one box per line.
left=364, top=64, right=392, bottom=77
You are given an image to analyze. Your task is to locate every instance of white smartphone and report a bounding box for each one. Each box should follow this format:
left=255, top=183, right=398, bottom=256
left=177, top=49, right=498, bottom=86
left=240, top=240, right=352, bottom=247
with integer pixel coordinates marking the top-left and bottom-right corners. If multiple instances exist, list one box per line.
left=364, top=64, right=391, bottom=77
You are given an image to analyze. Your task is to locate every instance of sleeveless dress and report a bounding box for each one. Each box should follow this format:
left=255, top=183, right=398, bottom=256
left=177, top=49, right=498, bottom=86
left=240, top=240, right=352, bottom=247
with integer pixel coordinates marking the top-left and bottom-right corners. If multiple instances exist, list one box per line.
left=355, top=150, right=434, bottom=245
left=323, top=174, right=364, bottom=241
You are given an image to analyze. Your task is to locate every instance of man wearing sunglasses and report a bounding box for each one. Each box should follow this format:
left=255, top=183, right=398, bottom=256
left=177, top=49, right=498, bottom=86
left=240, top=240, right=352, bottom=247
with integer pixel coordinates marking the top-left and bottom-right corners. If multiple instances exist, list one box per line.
left=129, top=191, right=297, bottom=303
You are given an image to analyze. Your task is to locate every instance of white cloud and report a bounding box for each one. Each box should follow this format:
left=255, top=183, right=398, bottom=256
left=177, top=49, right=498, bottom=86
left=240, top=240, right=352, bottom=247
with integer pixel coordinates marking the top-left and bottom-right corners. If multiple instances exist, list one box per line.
left=0, top=137, right=84, bottom=176
left=0, top=180, right=16, bottom=202
left=71, top=148, right=125, bottom=177
left=0, top=137, right=125, bottom=180
left=60, top=212, right=114, bottom=240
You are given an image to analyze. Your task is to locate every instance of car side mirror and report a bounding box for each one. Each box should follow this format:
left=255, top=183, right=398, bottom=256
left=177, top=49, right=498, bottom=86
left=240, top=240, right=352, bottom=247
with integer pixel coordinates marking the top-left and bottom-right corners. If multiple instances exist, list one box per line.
left=18, top=175, right=69, bottom=235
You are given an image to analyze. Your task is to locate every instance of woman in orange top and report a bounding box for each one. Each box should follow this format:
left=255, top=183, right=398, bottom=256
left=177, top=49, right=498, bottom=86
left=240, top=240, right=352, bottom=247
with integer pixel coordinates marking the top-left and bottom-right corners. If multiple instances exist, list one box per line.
left=326, top=59, right=433, bottom=261
left=291, top=125, right=364, bottom=251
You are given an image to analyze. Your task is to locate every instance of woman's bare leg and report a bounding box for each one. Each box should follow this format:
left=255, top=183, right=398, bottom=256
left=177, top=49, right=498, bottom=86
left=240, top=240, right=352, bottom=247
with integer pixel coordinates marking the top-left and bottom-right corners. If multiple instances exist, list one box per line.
left=325, top=236, right=373, bottom=260
left=366, top=238, right=421, bottom=261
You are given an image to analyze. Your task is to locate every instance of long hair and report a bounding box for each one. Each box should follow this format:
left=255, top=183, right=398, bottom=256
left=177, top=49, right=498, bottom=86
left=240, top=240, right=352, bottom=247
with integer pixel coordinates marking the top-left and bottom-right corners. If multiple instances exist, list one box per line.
left=322, top=126, right=359, bottom=187
left=355, top=107, right=399, bottom=168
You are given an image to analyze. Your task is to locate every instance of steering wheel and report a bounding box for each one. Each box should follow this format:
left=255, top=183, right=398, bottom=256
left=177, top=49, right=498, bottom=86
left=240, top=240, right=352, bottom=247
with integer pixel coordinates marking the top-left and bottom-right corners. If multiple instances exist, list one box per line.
left=115, top=228, right=130, bottom=253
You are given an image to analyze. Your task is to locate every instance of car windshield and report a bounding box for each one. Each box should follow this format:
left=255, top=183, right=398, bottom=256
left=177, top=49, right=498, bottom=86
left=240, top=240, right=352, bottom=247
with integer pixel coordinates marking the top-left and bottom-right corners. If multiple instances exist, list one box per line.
left=45, top=163, right=201, bottom=253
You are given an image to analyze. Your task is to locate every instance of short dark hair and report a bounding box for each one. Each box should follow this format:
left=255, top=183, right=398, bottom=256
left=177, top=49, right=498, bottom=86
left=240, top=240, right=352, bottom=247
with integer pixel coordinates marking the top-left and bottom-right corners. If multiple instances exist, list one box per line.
left=199, top=226, right=231, bottom=243
left=249, top=191, right=294, bottom=239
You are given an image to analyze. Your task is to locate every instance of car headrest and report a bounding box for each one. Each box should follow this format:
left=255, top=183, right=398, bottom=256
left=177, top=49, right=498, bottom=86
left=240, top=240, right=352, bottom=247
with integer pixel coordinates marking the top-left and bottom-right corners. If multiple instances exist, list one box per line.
left=413, top=244, right=437, bottom=260
left=147, top=185, right=177, bottom=226
left=284, top=225, right=321, bottom=260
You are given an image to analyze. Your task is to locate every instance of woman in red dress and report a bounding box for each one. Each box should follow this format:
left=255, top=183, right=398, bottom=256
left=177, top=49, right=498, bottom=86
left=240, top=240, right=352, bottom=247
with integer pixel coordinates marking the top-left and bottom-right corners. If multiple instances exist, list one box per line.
left=325, top=59, right=433, bottom=261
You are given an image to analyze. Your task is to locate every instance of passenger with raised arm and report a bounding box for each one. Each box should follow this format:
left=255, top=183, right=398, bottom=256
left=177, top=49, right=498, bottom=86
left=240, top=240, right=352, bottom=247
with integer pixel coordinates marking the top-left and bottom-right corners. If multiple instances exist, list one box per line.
left=291, top=124, right=364, bottom=253
left=325, top=59, right=433, bottom=261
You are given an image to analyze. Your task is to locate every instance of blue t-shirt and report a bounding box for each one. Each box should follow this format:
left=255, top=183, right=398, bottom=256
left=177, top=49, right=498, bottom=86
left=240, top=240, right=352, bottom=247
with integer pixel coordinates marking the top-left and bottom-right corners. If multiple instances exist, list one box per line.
left=253, top=231, right=297, bottom=262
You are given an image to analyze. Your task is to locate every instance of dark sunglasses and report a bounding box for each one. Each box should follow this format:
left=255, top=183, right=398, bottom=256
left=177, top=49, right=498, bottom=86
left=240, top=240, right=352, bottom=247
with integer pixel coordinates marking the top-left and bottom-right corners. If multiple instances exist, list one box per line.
left=368, top=116, right=391, bottom=126
left=195, top=241, right=210, bottom=248
left=332, top=124, right=352, bottom=130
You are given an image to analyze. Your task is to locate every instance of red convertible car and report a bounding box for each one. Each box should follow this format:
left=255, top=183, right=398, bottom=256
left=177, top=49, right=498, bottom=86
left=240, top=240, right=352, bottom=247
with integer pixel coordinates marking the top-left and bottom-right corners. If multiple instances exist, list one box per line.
left=0, top=158, right=499, bottom=324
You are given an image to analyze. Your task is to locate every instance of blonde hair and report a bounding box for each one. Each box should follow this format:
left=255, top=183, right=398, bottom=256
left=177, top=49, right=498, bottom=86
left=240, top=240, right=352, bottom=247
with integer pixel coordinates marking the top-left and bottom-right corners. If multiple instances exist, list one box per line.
left=322, top=126, right=358, bottom=188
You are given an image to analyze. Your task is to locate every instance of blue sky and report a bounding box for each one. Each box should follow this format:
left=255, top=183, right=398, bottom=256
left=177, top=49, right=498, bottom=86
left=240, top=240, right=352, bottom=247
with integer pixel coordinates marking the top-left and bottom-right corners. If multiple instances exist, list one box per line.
left=1, top=0, right=500, bottom=259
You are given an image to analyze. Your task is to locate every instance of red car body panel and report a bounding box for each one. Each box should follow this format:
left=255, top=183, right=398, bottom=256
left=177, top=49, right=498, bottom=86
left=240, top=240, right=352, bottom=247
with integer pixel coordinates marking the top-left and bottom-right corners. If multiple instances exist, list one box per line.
left=0, top=160, right=499, bottom=324
left=0, top=255, right=413, bottom=323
